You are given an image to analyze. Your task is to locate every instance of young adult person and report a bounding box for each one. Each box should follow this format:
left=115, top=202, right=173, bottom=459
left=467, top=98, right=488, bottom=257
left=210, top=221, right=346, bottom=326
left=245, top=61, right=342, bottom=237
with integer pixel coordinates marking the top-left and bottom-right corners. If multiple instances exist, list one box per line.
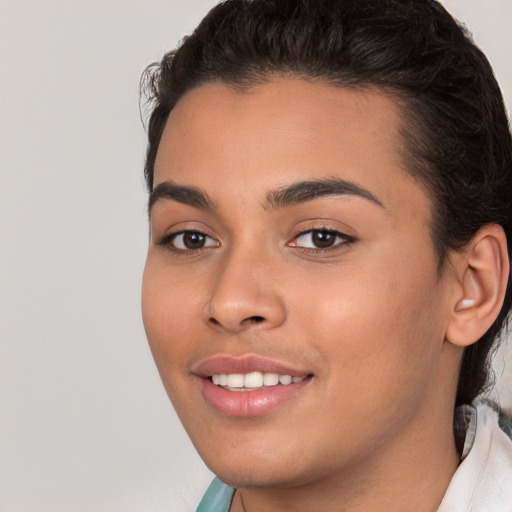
left=140, top=0, right=512, bottom=510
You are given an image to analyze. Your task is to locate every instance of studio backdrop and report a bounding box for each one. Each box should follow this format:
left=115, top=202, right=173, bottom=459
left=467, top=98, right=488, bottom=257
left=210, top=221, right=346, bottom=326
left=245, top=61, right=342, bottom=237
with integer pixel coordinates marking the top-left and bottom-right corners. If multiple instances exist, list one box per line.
left=1, top=1, right=511, bottom=511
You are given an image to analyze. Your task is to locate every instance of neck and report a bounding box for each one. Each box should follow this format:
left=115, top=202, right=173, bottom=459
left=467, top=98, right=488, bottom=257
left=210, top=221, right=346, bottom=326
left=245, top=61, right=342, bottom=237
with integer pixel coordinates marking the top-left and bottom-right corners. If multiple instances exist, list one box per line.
left=230, top=408, right=460, bottom=512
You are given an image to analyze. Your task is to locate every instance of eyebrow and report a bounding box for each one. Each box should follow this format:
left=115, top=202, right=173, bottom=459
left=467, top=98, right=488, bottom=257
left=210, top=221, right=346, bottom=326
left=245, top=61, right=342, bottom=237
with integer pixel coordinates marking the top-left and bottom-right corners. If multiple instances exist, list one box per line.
left=148, top=176, right=384, bottom=215
left=148, top=180, right=216, bottom=215
left=265, top=178, right=384, bottom=209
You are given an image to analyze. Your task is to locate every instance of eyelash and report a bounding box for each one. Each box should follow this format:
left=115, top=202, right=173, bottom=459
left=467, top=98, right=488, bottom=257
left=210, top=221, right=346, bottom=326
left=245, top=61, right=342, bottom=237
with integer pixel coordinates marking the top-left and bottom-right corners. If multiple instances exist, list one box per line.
left=289, top=228, right=355, bottom=252
left=157, top=230, right=219, bottom=254
left=157, top=228, right=355, bottom=255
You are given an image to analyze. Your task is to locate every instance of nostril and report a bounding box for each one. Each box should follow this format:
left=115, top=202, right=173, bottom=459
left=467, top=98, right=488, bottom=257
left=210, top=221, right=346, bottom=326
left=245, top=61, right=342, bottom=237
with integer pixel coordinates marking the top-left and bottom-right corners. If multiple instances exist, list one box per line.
left=205, top=313, right=269, bottom=331
left=246, top=316, right=265, bottom=324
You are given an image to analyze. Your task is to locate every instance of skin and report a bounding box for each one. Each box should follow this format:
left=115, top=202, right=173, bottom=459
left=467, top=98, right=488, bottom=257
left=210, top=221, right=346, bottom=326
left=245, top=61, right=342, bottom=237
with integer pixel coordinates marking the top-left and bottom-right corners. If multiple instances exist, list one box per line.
left=142, top=79, right=467, bottom=512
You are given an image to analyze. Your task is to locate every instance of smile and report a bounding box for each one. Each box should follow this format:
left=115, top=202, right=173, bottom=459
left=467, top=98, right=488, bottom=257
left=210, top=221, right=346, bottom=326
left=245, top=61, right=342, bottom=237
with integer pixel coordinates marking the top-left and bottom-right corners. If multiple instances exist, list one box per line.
left=194, top=355, right=313, bottom=417
left=211, top=372, right=307, bottom=390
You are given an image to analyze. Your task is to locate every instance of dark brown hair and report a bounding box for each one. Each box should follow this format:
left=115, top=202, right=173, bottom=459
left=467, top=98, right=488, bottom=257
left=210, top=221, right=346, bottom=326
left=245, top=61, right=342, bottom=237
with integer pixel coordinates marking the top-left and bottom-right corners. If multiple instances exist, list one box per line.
left=141, top=0, right=512, bottom=406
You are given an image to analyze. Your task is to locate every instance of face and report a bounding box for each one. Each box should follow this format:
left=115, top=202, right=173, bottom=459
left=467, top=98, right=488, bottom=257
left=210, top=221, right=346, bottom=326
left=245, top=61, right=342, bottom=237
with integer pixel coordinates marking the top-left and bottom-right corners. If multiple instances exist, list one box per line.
left=142, top=79, right=458, bottom=489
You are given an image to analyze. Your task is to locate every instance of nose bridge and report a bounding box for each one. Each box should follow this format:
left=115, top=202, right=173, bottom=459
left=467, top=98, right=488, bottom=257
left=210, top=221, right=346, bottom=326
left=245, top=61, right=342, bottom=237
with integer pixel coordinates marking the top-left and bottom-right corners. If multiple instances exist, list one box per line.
left=203, top=242, right=286, bottom=333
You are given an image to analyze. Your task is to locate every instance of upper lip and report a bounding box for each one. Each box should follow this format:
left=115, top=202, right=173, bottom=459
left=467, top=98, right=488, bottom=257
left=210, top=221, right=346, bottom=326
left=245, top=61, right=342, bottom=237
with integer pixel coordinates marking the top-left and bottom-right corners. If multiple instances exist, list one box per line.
left=193, top=354, right=311, bottom=378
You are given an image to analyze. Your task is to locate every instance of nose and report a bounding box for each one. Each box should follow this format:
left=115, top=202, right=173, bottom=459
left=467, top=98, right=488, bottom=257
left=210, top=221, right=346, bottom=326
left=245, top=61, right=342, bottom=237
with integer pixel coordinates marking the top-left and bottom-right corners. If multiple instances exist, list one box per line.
left=202, top=248, right=287, bottom=334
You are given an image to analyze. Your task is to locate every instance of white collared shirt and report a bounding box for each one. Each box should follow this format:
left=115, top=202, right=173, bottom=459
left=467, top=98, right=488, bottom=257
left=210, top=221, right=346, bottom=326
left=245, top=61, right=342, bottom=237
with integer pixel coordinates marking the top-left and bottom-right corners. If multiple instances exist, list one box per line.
left=438, top=403, right=512, bottom=511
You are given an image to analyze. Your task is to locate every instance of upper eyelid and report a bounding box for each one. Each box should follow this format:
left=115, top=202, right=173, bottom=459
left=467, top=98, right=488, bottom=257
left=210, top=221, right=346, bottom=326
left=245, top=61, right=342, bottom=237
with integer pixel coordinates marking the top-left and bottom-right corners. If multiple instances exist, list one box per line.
left=288, top=228, right=356, bottom=248
left=157, top=228, right=217, bottom=245
left=155, top=221, right=216, bottom=240
left=291, top=227, right=354, bottom=239
left=295, top=226, right=344, bottom=234
left=290, top=216, right=354, bottom=233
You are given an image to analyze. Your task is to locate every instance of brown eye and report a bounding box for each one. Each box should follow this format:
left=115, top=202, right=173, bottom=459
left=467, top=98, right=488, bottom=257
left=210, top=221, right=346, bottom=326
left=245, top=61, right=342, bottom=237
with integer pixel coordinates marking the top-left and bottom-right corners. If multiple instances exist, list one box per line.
left=290, top=229, right=354, bottom=250
left=310, top=230, right=337, bottom=248
left=182, top=232, right=207, bottom=249
left=167, top=231, right=219, bottom=251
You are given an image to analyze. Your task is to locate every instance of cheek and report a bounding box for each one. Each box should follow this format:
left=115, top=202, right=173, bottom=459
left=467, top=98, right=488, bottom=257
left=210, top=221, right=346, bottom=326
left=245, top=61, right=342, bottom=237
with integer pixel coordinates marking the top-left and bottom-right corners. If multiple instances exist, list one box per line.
left=141, top=260, right=207, bottom=417
left=141, top=258, right=198, bottom=373
left=292, top=250, right=445, bottom=402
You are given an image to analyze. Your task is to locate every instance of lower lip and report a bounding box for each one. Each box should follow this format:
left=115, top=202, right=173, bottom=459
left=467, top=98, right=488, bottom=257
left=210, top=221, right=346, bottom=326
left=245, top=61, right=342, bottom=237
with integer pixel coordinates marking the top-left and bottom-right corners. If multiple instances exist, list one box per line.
left=201, top=377, right=312, bottom=417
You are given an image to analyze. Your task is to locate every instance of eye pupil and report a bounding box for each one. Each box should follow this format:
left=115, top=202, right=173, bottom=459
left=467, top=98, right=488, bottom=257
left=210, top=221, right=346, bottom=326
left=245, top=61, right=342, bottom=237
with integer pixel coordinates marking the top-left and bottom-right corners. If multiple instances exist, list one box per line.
left=183, top=232, right=206, bottom=249
left=312, top=230, right=335, bottom=248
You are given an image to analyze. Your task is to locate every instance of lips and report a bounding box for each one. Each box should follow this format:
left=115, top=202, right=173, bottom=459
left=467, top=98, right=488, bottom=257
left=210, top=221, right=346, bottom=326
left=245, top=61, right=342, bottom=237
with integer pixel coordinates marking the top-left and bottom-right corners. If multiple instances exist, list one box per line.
left=194, top=354, right=310, bottom=377
left=193, top=355, right=313, bottom=417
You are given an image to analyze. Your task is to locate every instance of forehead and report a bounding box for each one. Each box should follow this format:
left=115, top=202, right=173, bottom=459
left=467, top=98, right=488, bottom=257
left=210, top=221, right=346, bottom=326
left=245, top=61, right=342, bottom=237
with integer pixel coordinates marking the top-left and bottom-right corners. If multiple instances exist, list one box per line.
left=154, top=79, right=429, bottom=219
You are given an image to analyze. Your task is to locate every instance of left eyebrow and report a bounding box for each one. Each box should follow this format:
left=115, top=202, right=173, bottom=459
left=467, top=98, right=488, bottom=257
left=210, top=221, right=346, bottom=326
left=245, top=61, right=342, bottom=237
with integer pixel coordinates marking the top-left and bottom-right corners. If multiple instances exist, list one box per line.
left=265, top=178, right=385, bottom=209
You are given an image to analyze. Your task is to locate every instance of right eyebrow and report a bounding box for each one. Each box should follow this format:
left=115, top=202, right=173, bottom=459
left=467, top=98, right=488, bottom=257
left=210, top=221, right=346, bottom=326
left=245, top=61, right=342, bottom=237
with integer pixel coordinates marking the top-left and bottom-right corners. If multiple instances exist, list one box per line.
left=148, top=180, right=216, bottom=215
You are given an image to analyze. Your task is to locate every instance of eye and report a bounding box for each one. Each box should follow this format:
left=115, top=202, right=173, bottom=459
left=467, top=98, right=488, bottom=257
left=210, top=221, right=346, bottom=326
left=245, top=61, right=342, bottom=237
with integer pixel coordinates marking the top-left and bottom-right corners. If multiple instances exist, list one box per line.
left=289, top=229, right=354, bottom=250
left=159, top=230, right=219, bottom=251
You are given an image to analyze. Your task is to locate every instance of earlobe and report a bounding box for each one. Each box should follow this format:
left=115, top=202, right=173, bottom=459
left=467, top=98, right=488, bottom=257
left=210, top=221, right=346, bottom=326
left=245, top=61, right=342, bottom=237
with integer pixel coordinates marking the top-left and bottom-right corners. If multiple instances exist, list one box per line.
left=446, top=225, right=509, bottom=347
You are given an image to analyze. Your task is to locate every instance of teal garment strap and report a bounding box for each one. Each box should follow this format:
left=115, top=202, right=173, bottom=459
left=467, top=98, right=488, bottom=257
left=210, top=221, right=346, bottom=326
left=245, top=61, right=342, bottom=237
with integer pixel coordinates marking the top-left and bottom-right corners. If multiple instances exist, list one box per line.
left=196, top=477, right=236, bottom=512
left=499, top=413, right=512, bottom=440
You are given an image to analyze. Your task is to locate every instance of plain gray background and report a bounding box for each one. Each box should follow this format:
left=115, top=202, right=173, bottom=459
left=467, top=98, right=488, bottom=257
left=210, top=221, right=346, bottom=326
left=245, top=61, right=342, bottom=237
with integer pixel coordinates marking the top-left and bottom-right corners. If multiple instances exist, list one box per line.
left=1, top=1, right=511, bottom=511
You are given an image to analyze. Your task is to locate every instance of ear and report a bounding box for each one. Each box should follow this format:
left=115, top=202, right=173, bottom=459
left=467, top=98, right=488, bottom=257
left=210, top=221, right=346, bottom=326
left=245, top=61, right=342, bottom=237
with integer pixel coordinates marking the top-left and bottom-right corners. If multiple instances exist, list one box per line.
left=445, top=224, right=510, bottom=347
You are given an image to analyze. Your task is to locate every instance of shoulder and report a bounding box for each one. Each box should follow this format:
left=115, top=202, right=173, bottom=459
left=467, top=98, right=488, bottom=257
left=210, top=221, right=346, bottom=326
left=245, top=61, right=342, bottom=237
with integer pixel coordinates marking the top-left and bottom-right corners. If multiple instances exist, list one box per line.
left=438, top=401, right=512, bottom=512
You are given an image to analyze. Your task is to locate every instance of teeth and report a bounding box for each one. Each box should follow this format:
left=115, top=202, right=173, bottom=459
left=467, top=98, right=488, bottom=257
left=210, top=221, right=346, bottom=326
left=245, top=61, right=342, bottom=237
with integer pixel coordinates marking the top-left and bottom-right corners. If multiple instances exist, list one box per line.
left=279, top=374, right=292, bottom=385
left=211, top=372, right=306, bottom=390
left=244, top=372, right=263, bottom=388
left=226, top=374, right=244, bottom=388
left=263, top=373, right=279, bottom=386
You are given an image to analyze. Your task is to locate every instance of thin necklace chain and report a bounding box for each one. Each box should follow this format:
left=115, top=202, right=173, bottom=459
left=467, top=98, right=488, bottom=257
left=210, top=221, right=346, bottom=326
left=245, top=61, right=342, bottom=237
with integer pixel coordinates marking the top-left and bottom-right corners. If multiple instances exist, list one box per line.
left=239, top=491, right=247, bottom=512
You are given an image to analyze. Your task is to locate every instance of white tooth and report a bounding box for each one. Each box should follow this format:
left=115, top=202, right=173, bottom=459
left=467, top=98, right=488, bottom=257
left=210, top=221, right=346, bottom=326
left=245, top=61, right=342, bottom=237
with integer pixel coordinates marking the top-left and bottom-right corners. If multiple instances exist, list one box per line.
left=212, top=374, right=221, bottom=385
left=219, top=374, right=228, bottom=386
left=244, top=372, right=264, bottom=388
left=279, top=375, right=292, bottom=385
left=227, top=374, right=244, bottom=388
left=292, top=376, right=304, bottom=383
left=263, top=373, right=279, bottom=386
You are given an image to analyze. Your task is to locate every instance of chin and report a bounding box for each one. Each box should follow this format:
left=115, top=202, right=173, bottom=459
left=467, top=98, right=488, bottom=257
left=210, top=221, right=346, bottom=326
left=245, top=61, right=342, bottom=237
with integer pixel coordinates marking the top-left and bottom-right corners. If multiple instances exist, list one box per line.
left=194, top=433, right=327, bottom=490
left=207, top=461, right=310, bottom=490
